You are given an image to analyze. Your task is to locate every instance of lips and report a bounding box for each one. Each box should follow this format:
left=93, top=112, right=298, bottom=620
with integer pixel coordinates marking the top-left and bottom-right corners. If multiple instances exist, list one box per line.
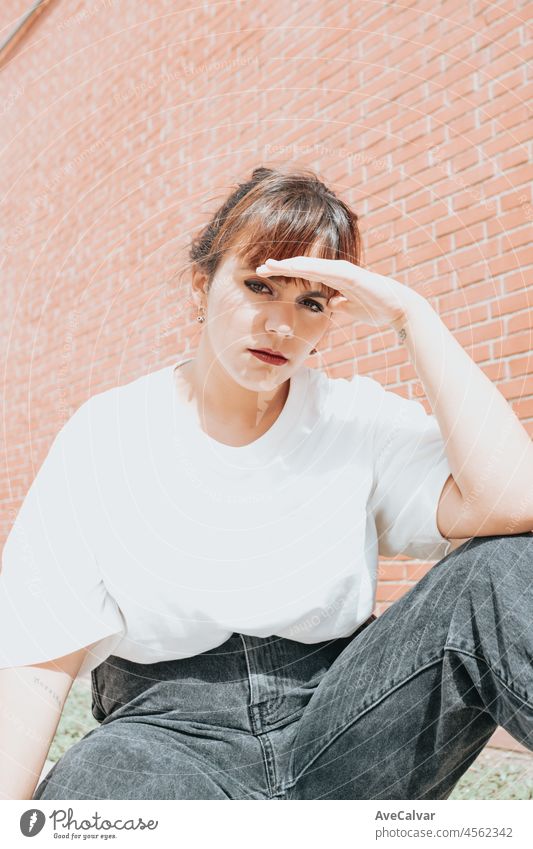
left=247, top=348, right=289, bottom=365
left=251, top=348, right=287, bottom=358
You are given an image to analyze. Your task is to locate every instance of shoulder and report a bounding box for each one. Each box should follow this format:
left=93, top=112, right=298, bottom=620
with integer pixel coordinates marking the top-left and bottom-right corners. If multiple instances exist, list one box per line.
left=64, top=366, right=162, bottom=432
left=53, top=367, right=160, bottom=469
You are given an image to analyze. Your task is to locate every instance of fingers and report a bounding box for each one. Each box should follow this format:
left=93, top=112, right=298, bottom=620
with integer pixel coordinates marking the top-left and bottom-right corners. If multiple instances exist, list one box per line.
left=255, top=257, right=325, bottom=280
left=256, top=258, right=311, bottom=274
left=328, top=295, right=349, bottom=309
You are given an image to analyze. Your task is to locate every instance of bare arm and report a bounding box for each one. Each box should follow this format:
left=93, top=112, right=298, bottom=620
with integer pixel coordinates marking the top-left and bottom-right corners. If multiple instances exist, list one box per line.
left=392, top=292, right=533, bottom=537
left=0, top=646, right=90, bottom=800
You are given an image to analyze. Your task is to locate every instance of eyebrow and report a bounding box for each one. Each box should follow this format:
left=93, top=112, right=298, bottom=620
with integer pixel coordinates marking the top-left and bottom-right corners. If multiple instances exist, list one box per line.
left=240, top=266, right=330, bottom=300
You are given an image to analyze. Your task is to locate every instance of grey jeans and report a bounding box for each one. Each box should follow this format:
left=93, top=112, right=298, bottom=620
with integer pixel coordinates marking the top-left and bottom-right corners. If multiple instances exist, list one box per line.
left=33, top=533, right=533, bottom=800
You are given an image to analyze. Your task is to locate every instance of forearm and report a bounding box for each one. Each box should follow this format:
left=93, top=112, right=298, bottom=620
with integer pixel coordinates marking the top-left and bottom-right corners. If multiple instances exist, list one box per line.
left=392, top=290, right=533, bottom=524
left=0, top=665, right=70, bottom=799
left=0, top=645, right=88, bottom=800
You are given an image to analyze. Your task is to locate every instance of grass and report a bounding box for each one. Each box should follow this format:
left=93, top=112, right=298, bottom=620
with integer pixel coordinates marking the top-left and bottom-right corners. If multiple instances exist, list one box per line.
left=48, top=679, right=533, bottom=800
left=47, top=679, right=99, bottom=763
left=449, top=749, right=533, bottom=800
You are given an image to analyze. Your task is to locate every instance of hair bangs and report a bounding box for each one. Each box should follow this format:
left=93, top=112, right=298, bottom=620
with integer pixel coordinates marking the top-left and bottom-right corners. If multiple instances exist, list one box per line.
left=188, top=165, right=362, bottom=290
left=232, top=199, right=346, bottom=272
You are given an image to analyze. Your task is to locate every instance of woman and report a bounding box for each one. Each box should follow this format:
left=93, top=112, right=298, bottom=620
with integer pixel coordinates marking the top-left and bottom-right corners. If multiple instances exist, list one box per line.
left=1, top=166, right=532, bottom=800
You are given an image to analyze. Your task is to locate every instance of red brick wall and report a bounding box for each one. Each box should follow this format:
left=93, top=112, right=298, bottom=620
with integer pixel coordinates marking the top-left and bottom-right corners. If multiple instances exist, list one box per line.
left=1, top=0, right=531, bottom=604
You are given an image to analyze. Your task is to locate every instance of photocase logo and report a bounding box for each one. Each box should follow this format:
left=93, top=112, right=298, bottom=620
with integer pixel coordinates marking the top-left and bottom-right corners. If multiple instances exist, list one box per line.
left=20, top=809, right=46, bottom=836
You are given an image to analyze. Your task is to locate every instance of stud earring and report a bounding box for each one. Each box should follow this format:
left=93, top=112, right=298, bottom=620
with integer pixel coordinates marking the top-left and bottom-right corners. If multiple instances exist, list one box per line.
left=310, top=348, right=318, bottom=355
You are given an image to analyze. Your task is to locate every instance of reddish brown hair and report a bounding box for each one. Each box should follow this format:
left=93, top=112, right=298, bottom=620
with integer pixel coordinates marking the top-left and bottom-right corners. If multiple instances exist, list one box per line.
left=188, top=165, right=362, bottom=296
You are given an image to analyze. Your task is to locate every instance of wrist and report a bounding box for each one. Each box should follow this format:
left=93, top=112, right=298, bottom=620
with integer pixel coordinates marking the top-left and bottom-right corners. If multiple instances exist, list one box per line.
left=390, top=289, right=429, bottom=340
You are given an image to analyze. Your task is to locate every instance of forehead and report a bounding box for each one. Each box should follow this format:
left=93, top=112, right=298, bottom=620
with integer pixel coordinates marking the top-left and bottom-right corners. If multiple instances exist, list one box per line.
left=233, top=258, right=330, bottom=293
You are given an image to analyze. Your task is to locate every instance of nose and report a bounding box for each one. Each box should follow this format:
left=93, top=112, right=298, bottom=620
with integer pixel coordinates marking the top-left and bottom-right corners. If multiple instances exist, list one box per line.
left=264, top=300, right=295, bottom=336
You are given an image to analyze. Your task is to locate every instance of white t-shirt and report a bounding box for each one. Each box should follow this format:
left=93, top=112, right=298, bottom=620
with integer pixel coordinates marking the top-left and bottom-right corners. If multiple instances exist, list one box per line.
left=0, top=358, right=452, bottom=681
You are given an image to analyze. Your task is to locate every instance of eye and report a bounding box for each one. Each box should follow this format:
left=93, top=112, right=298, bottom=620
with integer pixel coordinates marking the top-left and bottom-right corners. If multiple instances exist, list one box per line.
left=300, top=298, right=324, bottom=314
left=244, top=280, right=324, bottom=314
left=245, top=280, right=270, bottom=294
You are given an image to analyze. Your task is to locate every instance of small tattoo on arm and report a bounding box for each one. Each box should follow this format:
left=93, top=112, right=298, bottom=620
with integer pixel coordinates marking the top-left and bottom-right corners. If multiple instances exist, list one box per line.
left=33, top=676, right=62, bottom=709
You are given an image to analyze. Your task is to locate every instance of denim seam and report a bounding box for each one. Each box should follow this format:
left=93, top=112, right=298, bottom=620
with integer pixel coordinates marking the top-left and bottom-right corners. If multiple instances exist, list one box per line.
left=257, top=706, right=305, bottom=732
left=287, top=653, right=444, bottom=789
left=256, top=731, right=277, bottom=798
left=238, top=634, right=276, bottom=797
left=444, top=644, right=533, bottom=708
left=90, top=670, right=106, bottom=720
left=238, top=634, right=255, bottom=707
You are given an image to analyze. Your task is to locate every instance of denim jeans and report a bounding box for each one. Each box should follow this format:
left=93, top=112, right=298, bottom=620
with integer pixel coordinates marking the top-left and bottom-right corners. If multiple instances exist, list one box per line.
left=33, top=533, right=533, bottom=800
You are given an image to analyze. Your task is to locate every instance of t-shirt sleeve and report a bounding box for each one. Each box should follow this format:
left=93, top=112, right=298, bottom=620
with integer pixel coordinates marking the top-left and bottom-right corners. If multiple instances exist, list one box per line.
left=367, top=383, right=453, bottom=561
left=0, top=400, right=125, bottom=678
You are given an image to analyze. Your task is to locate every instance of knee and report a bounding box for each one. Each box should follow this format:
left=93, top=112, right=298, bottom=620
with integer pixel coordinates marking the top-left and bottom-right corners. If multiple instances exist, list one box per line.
left=454, top=533, right=533, bottom=594
left=33, top=731, right=109, bottom=799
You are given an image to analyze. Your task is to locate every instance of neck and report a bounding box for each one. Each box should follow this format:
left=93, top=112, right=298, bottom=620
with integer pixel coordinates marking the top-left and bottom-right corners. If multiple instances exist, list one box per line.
left=179, top=339, right=290, bottom=432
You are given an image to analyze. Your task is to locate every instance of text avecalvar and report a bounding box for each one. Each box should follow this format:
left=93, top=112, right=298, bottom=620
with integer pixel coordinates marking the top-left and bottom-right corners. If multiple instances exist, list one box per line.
left=375, top=811, right=436, bottom=821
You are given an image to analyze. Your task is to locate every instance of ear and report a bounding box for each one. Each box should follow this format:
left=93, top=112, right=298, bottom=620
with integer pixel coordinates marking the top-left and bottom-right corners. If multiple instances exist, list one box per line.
left=190, top=264, right=210, bottom=308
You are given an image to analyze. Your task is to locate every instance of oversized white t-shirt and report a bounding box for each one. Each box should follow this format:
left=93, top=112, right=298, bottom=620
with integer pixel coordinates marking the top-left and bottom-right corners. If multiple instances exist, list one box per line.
left=0, top=358, right=453, bottom=681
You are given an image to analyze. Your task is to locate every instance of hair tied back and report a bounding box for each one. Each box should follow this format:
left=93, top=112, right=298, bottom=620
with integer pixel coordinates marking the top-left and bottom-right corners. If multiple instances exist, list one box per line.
left=251, top=167, right=274, bottom=182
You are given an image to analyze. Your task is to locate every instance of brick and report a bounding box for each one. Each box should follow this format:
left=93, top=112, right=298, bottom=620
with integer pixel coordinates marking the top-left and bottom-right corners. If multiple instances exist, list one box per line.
left=482, top=361, right=506, bottom=381
left=490, top=70, right=526, bottom=101
left=496, top=103, right=529, bottom=131
left=375, top=582, right=411, bottom=603
left=405, top=563, right=433, bottom=580
left=466, top=343, right=491, bottom=363
left=512, top=397, right=533, bottom=419
left=502, top=271, right=530, bottom=294
left=487, top=208, right=532, bottom=236
left=454, top=222, right=485, bottom=249
left=490, top=246, right=531, bottom=276
left=500, top=225, right=531, bottom=251
left=377, top=563, right=406, bottom=581
left=491, top=292, right=532, bottom=318
left=500, top=187, right=533, bottom=212
left=438, top=282, right=498, bottom=312
left=454, top=304, right=490, bottom=328
left=405, top=189, right=432, bottom=213
left=488, top=727, right=530, bottom=754
left=499, top=375, right=533, bottom=403
left=509, top=355, right=532, bottom=378
left=508, top=310, right=533, bottom=334
left=356, top=347, right=409, bottom=375
left=500, top=147, right=530, bottom=171
left=500, top=331, right=533, bottom=357
left=435, top=206, right=493, bottom=237
left=455, top=320, right=503, bottom=346
left=370, top=330, right=397, bottom=353
left=399, top=363, right=417, bottom=381
left=457, top=262, right=490, bottom=287
left=438, top=246, right=487, bottom=274
left=485, top=168, right=532, bottom=202
left=321, top=339, right=368, bottom=366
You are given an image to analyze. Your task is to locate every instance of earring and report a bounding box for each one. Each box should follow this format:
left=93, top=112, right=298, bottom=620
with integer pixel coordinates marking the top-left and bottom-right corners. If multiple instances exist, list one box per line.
left=310, top=348, right=318, bottom=355
left=197, top=306, right=206, bottom=323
